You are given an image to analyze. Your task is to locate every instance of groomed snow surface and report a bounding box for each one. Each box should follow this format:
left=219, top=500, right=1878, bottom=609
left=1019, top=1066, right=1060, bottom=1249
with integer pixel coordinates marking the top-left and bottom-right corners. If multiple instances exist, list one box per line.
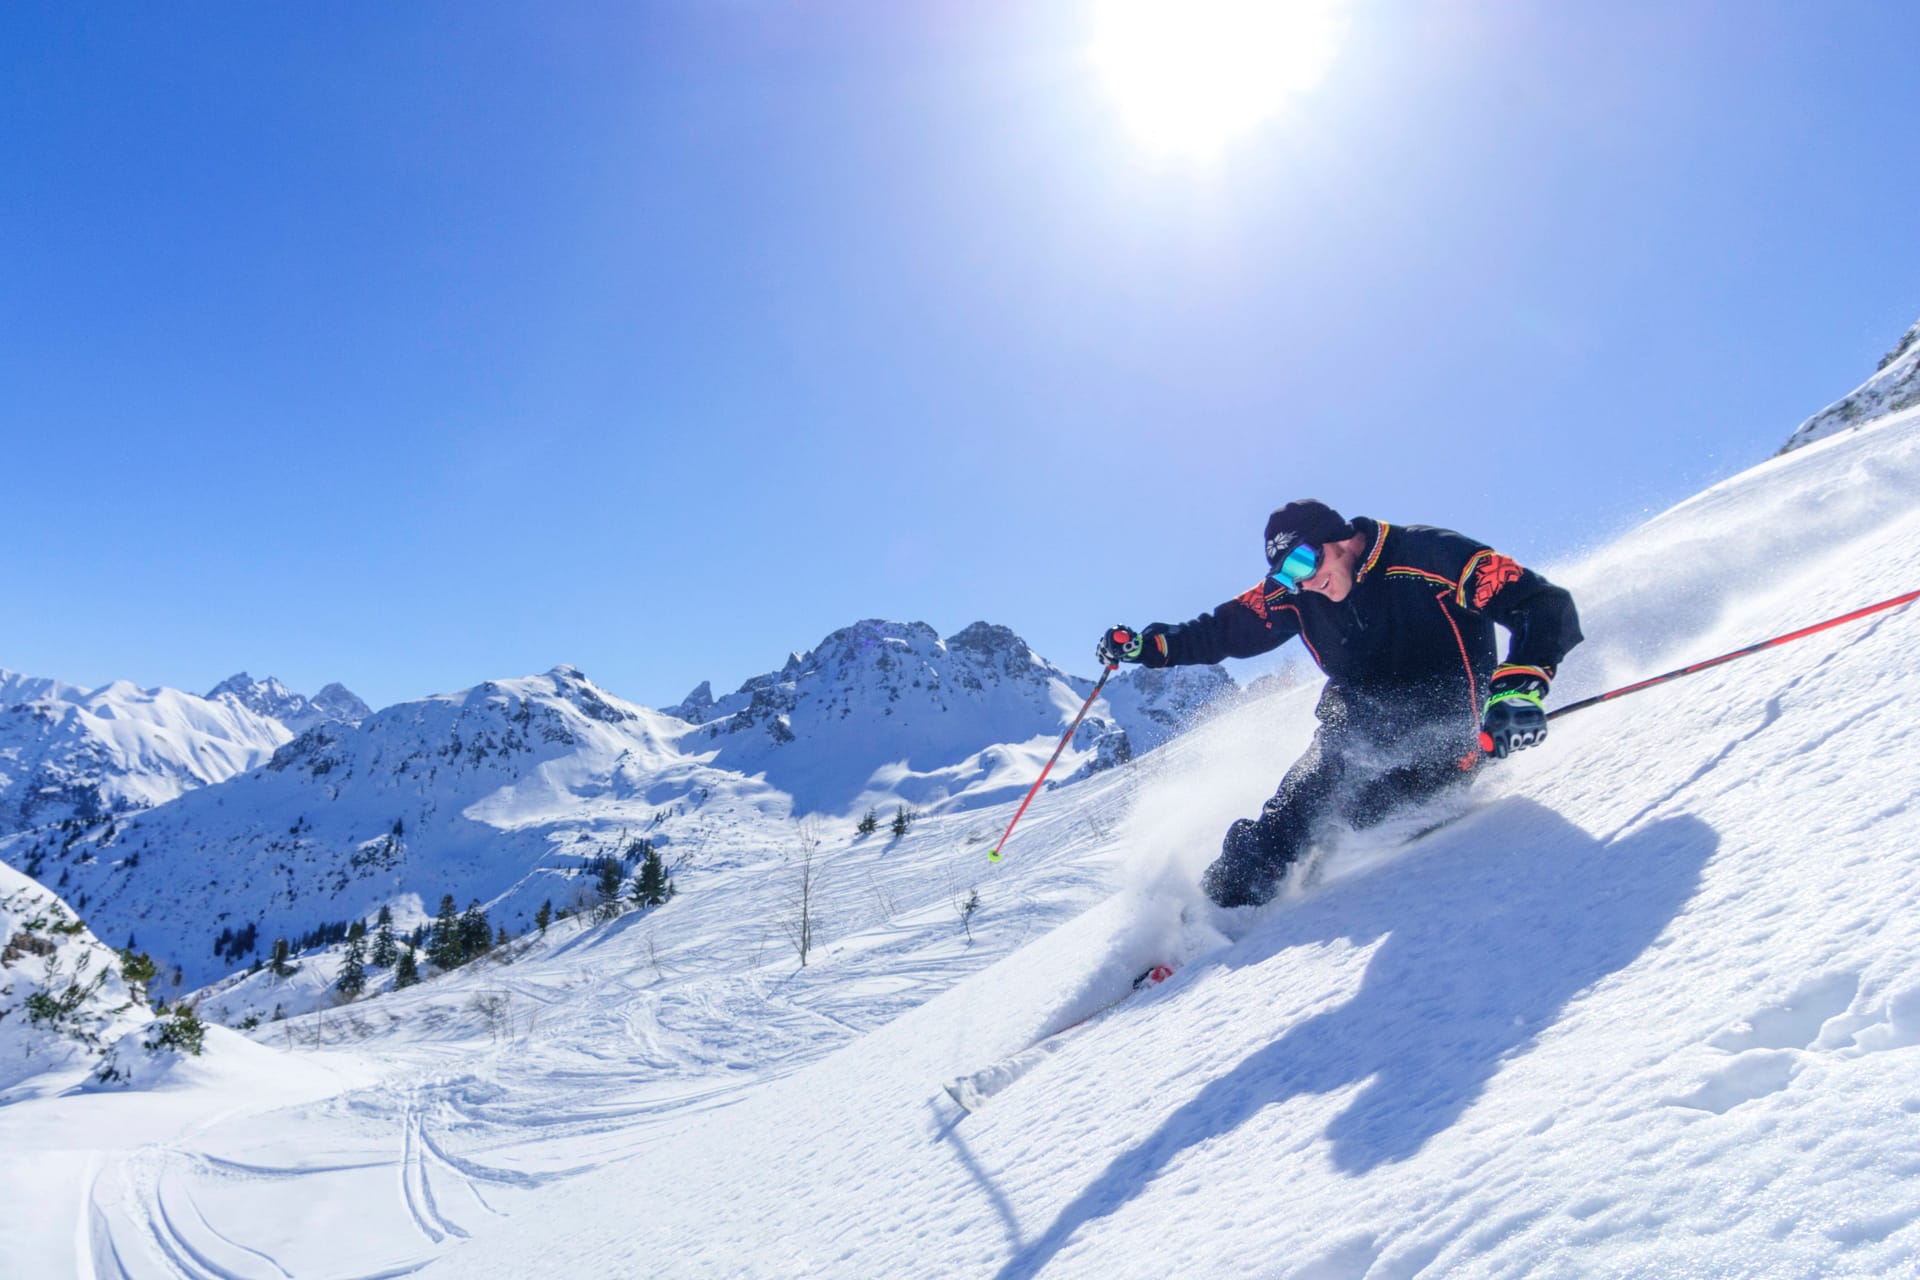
left=6, top=408, right=1920, bottom=1278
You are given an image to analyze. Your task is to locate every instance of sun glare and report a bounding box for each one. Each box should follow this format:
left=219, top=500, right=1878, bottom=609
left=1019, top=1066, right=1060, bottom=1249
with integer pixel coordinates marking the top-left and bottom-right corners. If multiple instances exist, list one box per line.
left=1090, top=0, right=1350, bottom=160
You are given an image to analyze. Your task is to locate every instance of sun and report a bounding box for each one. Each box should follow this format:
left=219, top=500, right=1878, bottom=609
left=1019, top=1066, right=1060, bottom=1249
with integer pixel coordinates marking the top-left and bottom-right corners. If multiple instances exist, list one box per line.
left=1090, top=0, right=1350, bottom=159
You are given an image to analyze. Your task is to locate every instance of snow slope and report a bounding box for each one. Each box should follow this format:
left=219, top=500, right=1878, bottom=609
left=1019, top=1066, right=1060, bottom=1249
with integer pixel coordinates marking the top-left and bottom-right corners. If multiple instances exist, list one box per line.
left=3, top=408, right=1919, bottom=1278
left=0, top=859, right=153, bottom=1090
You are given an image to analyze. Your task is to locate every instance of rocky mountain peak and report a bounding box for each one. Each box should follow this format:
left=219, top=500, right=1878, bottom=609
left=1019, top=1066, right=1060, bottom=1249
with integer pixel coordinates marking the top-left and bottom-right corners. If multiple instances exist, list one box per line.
left=947, top=620, right=1025, bottom=650
left=311, top=683, right=372, bottom=723
left=944, top=621, right=1045, bottom=682
left=1781, top=315, right=1920, bottom=453
left=206, top=673, right=368, bottom=733
left=667, top=680, right=716, bottom=724
left=207, top=671, right=293, bottom=707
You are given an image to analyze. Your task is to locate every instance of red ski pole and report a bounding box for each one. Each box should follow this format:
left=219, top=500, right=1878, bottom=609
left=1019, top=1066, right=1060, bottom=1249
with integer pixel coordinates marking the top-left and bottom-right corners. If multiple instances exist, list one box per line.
left=987, top=629, right=1131, bottom=863
left=1483, top=587, right=1920, bottom=752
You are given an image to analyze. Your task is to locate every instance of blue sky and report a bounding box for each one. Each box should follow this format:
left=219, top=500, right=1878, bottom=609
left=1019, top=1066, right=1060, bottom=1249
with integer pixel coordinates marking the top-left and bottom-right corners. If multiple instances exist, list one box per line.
left=4, top=1, right=1917, bottom=712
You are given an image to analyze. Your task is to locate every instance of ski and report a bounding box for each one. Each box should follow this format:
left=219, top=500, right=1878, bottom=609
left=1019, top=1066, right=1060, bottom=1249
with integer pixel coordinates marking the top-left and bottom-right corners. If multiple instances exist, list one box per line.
left=942, top=963, right=1176, bottom=1114
left=940, top=803, right=1482, bottom=1114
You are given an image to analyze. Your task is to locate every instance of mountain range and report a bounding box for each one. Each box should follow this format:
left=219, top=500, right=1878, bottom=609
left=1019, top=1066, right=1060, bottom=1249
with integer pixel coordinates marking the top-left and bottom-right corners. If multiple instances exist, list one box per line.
left=0, top=627, right=1232, bottom=991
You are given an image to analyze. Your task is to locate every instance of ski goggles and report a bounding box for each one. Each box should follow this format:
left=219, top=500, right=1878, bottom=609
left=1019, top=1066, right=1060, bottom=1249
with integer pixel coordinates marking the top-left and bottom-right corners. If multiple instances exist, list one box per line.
left=1269, top=541, right=1322, bottom=593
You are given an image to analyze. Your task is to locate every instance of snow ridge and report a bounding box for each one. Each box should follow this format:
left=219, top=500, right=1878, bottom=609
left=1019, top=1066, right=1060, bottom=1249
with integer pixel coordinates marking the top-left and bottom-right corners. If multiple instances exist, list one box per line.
left=0, top=677, right=292, bottom=831
left=1781, top=314, right=1920, bottom=452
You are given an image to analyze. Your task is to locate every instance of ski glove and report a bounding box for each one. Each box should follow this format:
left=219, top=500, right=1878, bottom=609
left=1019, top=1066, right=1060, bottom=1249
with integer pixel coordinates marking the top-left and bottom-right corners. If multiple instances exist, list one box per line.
left=1095, top=624, right=1146, bottom=667
left=1480, top=665, right=1551, bottom=759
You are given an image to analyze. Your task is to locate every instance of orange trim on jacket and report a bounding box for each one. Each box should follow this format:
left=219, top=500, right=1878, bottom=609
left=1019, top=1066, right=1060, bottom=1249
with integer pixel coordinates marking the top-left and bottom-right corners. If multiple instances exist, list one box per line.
left=1385, top=566, right=1457, bottom=590
left=1356, top=520, right=1390, bottom=581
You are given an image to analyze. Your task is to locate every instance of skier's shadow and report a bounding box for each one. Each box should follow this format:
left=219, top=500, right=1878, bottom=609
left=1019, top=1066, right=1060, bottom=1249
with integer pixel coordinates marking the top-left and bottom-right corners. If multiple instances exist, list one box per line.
left=994, top=799, right=1713, bottom=1280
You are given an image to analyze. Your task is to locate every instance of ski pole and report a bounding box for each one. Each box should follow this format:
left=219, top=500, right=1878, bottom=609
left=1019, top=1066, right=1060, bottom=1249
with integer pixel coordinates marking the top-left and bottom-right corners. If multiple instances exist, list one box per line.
left=1483, top=587, right=1920, bottom=752
left=987, top=629, right=1131, bottom=863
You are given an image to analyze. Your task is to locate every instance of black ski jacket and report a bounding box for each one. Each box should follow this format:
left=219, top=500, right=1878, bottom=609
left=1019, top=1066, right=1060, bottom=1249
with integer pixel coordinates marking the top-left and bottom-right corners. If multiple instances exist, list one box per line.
left=1136, top=517, right=1583, bottom=755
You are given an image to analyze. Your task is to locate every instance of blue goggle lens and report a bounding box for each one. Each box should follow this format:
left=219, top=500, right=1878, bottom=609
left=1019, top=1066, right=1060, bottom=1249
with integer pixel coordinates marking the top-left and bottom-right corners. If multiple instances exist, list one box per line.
left=1270, top=542, right=1321, bottom=591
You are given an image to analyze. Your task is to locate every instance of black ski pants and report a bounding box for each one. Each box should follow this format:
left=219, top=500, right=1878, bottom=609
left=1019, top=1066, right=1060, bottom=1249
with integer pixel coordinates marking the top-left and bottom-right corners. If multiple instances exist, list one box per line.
left=1201, top=720, right=1477, bottom=909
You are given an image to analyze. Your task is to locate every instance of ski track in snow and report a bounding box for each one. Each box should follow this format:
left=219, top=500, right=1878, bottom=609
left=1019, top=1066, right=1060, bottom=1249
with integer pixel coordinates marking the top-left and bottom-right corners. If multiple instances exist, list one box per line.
left=18, top=774, right=1097, bottom=1278
left=5, top=408, right=1920, bottom=1278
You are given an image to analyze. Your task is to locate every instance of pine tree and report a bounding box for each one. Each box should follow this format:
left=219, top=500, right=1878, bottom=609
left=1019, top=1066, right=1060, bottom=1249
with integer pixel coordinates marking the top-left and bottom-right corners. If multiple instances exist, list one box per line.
left=535, top=899, right=553, bottom=934
left=370, top=919, right=398, bottom=968
left=376, top=903, right=393, bottom=927
left=336, top=934, right=367, bottom=998
left=593, top=856, right=625, bottom=921
left=118, top=947, right=157, bottom=991
left=632, top=844, right=670, bottom=908
left=595, top=856, right=623, bottom=900
left=459, top=901, right=492, bottom=959
left=891, top=805, right=914, bottom=838
left=154, top=1004, right=206, bottom=1055
left=394, top=945, right=420, bottom=989
left=857, top=807, right=878, bottom=836
left=427, top=894, right=462, bottom=969
left=271, top=937, right=294, bottom=976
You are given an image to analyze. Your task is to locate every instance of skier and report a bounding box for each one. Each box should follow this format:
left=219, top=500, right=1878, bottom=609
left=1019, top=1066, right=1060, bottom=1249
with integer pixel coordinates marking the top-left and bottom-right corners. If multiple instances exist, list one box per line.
left=1098, top=499, right=1582, bottom=908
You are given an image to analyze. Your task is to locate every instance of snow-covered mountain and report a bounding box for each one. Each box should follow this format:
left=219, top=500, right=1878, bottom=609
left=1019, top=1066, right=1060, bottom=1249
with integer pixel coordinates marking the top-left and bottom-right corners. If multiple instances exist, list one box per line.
left=7, top=622, right=1234, bottom=992
left=0, top=673, right=294, bottom=833
left=1780, top=314, right=1920, bottom=452
left=206, top=672, right=370, bottom=734
left=666, top=619, right=1235, bottom=813
left=6, top=665, right=740, bottom=990
left=1098, top=662, right=1237, bottom=754
left=0, top=670, right=366, bottom=839
left=0, top=670, right=89, bottom=705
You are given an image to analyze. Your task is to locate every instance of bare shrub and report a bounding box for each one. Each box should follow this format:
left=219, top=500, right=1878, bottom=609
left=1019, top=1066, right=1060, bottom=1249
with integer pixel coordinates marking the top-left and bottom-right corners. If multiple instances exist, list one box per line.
left=468, top=988, right=512, bottom=1043
left=780, top=818, right=824, bottom=967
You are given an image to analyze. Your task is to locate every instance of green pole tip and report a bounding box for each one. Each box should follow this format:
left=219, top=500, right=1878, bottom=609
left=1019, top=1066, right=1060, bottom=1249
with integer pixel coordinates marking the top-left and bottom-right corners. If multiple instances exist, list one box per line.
left=987, top=849, right=1001, bottom=863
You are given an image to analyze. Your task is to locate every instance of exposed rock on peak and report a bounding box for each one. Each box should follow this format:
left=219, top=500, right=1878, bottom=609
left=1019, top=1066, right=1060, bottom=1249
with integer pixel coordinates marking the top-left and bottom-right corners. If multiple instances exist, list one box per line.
left=670, top=618, right=1234, bottom=814
left=666, top=681, right=716, bottom=724
left=206, top=673, right=368, bottom=733
left=311, top=683, right=372, bottom=724
left=1781, top=316, right=1920, bottom=453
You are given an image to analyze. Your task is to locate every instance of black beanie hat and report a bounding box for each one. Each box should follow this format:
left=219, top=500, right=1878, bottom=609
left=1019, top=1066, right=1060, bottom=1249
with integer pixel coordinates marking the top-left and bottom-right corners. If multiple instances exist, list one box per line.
left=1263, top=500, right=1356, bottom=567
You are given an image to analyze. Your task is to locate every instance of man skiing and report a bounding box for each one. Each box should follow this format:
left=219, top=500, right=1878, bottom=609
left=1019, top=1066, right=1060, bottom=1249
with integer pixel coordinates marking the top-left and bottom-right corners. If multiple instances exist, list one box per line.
left=1098, top=499, right=1582, bottom=909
